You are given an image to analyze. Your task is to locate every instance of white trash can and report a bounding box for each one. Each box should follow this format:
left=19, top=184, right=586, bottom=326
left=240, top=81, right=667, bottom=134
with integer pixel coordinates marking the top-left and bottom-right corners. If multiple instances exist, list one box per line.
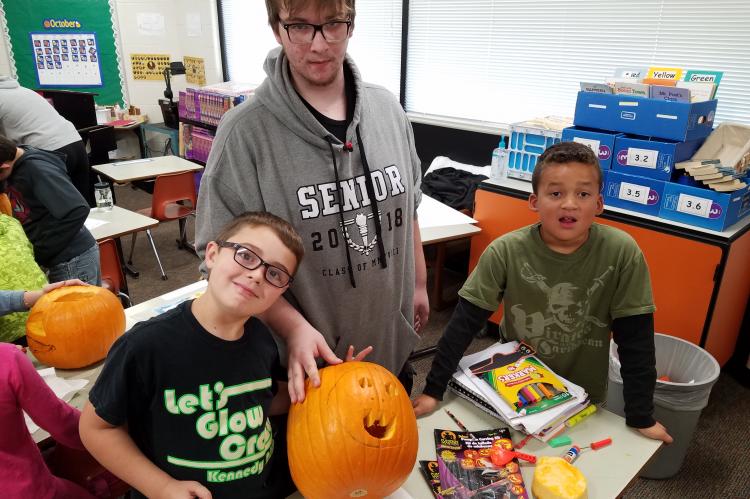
left=606, top=333, right=720, bottom=479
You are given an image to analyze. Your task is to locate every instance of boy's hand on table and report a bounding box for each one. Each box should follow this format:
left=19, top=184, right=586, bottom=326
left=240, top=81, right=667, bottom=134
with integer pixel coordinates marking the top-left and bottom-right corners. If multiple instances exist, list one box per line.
left=412, top=394, right=439, bottom=417
left=638, top=421, right=673, bottom=444
left=155, top=479, right=212, bottom=499
left=287, top=325, right=342, bottom=404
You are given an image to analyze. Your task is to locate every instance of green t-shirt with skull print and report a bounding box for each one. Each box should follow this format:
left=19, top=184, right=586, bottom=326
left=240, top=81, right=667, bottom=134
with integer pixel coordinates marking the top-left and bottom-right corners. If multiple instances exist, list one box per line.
left=459, top=222, right=655, bottom=402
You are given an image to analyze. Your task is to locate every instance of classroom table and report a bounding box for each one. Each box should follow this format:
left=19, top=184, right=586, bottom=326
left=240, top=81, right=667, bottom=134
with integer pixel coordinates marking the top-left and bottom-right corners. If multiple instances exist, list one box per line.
left=418, top=195, right=482, bottom=311
left=400, top=393, right=662, bottom=499
left=85, top=205, right=159, bottom=282
left=91, top=155, right=203, bottom=184
left=32, top=279, right=661, bottom=498
left=85, top=206, right=158, bottom=242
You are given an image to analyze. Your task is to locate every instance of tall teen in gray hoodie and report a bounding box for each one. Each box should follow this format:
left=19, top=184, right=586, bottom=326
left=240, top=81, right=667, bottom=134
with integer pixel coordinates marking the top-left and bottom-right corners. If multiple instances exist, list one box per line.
left=196, top=1, right=428, bottom=401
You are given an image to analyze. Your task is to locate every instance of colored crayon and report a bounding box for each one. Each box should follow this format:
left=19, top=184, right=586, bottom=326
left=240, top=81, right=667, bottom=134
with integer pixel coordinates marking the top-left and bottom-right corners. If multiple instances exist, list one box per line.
left=528, top=384, right=545, bottom=401
left=537, top=382, right=554, bottom=399
left=524, top=386, right=539, bottom=403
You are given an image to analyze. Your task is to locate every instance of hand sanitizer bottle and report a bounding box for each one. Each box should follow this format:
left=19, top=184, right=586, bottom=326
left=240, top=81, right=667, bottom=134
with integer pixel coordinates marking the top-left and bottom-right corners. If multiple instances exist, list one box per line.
left=491, top=138, right=508, bottom=179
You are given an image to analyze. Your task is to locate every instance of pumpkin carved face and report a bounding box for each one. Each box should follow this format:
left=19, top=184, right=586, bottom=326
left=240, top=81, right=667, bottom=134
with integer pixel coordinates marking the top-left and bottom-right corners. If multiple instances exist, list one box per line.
left=287, top=361, right=418, bottom=499
left=26, top=286, right=125, bottom=369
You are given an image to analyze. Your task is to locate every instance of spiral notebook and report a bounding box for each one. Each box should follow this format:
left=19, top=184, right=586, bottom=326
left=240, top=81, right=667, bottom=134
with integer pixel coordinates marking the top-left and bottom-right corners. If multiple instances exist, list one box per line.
left=448, top=370, right=510, bottom=425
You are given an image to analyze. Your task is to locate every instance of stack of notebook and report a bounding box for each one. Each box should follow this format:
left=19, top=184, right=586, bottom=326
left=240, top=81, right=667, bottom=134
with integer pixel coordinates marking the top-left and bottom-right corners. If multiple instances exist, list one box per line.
left=449, top=341, right=591, bottom=441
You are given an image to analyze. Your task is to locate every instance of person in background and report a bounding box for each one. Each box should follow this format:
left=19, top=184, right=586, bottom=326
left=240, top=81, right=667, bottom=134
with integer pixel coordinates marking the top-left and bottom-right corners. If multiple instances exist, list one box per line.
left=412, top=142, right=673, bottom=444
left=195, top=0, right=429, bottom=403
left=0, top=76, right=93, bottom=205
left=0, top=134, right=100, bottom=285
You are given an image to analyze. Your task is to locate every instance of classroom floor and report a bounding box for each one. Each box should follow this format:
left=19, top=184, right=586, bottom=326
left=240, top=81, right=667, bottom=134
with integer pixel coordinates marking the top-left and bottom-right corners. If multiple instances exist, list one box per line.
left=116, top=183, right=750, bottom=498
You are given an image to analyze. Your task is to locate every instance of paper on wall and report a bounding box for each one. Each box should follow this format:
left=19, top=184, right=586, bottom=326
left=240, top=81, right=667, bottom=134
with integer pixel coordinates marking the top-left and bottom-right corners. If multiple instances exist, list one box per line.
left=137, top=13, right=166, bottom=36
left=186, top=13, right=202, bottom=37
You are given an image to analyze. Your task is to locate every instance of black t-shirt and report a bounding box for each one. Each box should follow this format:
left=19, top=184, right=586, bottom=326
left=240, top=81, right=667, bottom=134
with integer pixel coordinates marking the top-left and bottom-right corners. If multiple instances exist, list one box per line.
left=89, top=301, right=291, bottom=499
left=299, top=64, right=356, bottom=143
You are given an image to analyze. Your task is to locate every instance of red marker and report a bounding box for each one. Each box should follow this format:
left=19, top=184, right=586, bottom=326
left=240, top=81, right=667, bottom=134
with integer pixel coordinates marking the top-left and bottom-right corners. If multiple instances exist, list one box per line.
left=490, top=447, right=537, bottom=466
left=580, top=438, right=612, bottom=450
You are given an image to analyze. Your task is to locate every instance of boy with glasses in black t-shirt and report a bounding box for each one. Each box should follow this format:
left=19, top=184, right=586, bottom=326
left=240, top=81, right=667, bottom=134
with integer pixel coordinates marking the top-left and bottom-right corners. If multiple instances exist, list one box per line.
left=81, top=212, right=338, bottom=498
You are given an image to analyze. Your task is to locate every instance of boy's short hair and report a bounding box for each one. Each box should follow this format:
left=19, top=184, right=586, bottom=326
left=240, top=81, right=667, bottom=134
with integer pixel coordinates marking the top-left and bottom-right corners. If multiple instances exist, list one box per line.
left=265, top=0, right=356, bottom=34
left=214, top=211, right=305, bottom=273
left=531, top=142, right=602, bottom=194
left=0, top=135, right=17, bottom=163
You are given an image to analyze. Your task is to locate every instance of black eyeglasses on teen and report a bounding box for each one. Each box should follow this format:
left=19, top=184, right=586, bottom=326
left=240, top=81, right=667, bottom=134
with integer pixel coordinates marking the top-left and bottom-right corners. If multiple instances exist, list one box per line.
left=216, top=241, right=293, bottom=288
left=280, top=19, right=351, bottom=44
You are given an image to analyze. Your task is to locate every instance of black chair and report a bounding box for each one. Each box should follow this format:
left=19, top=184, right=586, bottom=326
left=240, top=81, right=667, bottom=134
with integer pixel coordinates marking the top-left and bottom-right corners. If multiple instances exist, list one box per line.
left=78, top=125, right=117, bottom=202
left=36, top=89, right=97, bottom=130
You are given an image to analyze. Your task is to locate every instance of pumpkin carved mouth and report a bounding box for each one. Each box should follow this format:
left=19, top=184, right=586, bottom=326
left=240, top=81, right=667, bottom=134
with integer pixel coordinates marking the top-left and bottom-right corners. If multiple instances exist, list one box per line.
left=363, top=409, right=395, bottom=439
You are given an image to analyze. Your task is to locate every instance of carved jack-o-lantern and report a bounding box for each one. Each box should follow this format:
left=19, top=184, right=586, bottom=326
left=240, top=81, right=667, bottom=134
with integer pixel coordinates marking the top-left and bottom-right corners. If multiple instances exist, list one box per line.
left=26, top=285, right=125, bottom=369
left=287, top=361, right=418, bottom=499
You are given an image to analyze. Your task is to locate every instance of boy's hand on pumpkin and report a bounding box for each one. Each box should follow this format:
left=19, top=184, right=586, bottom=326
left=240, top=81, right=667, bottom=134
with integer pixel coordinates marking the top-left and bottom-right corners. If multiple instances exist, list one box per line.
left=287, top=325, right=342, bottom=404
left=155, top=479, right=212, bottom=499
left=345, top=345, right=373, bottom=362
left=43, top=278, right=87, bottom=293
left=412, top=394, right=439, bottom=417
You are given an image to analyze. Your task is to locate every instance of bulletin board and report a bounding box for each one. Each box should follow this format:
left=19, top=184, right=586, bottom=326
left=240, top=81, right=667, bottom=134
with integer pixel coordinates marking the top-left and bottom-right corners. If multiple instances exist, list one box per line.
left=3, top=0, right=124, bottom=105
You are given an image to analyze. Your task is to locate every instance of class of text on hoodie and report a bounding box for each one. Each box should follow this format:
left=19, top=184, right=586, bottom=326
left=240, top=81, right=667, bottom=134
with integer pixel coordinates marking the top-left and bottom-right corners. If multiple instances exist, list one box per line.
left=196, top=47, right=423, bottom=374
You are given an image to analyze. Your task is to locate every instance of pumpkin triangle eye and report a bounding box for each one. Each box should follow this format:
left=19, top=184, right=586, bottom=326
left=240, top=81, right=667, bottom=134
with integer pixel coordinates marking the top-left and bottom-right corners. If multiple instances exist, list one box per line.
left=385, top=382, right=397, bottom=396
left=358, top=376, right=373, bottom=389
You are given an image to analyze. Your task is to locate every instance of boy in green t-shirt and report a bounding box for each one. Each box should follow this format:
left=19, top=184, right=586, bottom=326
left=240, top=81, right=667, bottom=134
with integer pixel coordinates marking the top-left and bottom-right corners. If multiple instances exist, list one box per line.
left=413, top=141, right=672, bottom=443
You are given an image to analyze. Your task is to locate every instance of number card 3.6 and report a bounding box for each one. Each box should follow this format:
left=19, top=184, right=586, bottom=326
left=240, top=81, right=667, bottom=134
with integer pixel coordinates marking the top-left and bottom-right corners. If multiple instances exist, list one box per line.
left=660, top=181, right=750, bottom=231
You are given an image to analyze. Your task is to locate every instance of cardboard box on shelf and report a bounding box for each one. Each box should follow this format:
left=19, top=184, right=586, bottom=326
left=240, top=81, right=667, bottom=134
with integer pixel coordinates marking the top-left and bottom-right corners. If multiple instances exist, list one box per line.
left=604, top=171, right=665, bottom=217
left=561, top=126, right=623, bottom=170
left=659, top=181, right=750, bottom=231
left=612, top=135, right=703, bottom=181
left=573, top=91, right=717, bottom=142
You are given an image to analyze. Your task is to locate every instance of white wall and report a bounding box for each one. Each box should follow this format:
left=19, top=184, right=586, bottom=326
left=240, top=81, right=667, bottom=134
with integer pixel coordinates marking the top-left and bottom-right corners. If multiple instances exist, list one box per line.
left=0, top=12, right=13, bottom=77
left=114, top=0, right=223, bottom=121
left=0, top=0, right=223, bottom=122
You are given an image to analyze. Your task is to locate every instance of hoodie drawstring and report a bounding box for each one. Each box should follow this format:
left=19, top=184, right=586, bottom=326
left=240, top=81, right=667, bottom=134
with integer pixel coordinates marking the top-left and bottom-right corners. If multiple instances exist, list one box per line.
left=355, top=126, right=387, bottom=271
left=326, top=136, right=357, bottom=288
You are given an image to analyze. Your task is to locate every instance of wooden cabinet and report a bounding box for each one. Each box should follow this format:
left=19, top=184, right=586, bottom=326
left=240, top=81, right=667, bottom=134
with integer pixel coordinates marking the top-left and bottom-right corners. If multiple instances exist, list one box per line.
left=470, top=179, right=750, bottom=366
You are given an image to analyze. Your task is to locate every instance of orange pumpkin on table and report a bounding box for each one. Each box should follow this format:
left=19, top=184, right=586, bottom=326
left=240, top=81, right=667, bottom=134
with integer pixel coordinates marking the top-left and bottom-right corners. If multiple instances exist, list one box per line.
left=287, top=361, right=418, bottom=499
left=26, top=285, right=125, bottom=369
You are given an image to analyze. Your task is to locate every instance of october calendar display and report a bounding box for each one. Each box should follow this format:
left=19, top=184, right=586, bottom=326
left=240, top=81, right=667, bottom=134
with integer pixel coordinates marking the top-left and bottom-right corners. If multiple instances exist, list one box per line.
left=31, top=32, right=103, bottom=87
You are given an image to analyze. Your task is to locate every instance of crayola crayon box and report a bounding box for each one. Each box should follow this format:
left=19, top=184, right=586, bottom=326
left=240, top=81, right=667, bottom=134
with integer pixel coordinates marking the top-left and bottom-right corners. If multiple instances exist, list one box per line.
left=468, top=342, right=572, bottom=415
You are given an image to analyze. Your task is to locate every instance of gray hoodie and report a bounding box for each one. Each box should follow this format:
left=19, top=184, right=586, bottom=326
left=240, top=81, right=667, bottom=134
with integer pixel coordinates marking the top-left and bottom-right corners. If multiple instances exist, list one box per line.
left=196, top=48, right=423, bottom=374
left=0, top=76, right=80, bottom=150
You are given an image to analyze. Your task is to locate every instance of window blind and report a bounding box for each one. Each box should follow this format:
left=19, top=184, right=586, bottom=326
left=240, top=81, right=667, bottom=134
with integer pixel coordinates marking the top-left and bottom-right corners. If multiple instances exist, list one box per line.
left=219, top=0, right=402, bottom=98
left=406, top=0, right=750, bottom=126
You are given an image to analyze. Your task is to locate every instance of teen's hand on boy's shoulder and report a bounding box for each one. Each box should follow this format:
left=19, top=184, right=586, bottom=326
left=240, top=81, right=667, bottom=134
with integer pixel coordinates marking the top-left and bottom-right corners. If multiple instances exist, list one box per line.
left=637, top=421, right=673, bottom=444
left=345, top=344, right=373, bottom=362
left=412, top=394, right=439, bottom=417
left=155, top=479, right=212, bottom=499
left=286, top=325, right=342, bottom=404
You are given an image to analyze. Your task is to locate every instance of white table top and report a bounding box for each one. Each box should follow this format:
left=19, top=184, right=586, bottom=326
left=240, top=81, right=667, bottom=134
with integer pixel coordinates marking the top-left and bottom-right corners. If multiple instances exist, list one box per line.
left=91, top=155, right=203, bottom=183
left=421, top=223, right=481, bottom=245
left=85, top=206, right=159, bottom=241
left=404, top=393, right=662, bottom=499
